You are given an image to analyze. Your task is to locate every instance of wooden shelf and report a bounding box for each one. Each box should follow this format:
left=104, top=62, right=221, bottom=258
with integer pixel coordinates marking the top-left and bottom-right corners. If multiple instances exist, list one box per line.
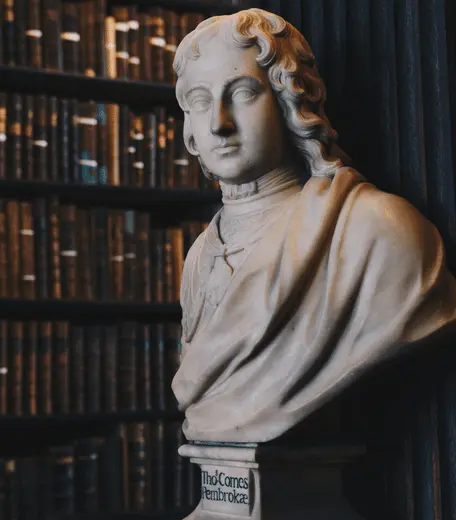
left=56, top=509, right=192, bottom=520
left=0, top=299, right=182, bottom=323
left=0, top=66, right=179, bottom=110
left=0, top=410, right=184, bottom=457
left=0, top=410, right=183, bottom=429
left=109, top=0, right=245, bottom=14
left=0, top=179, right=221, bottom=210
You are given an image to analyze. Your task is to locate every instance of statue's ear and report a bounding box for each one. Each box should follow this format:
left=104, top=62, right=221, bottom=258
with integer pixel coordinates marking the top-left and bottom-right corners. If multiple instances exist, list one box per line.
left=183, top=115, right=199, bottom=157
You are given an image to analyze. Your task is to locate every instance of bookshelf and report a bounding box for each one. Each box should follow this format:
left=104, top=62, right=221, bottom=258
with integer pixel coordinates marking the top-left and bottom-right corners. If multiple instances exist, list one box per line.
left=0, top=0, right=248, bottom=518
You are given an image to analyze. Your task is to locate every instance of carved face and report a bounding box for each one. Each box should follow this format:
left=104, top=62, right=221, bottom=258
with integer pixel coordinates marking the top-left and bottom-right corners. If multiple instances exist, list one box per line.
left=181, top=35, right=287, bottom=184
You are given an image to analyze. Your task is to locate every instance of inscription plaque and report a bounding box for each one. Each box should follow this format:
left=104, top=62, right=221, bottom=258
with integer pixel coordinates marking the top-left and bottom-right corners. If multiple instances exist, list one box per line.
left=201, top=465, right=252, bottom=517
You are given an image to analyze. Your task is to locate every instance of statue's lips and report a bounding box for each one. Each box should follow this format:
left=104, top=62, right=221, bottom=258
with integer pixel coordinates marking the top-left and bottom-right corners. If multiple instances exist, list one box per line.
left=213, top=144, right=240, bottom=155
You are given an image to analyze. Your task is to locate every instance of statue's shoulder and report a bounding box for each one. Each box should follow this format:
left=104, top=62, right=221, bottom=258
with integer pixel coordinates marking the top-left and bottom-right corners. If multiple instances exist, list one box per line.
left=347, top=180, right=442, bottom=263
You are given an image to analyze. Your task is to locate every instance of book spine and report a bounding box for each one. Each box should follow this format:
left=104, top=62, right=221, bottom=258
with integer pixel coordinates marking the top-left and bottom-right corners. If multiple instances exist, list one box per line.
left=7, top=93, right=22, bottom=181
left=164, top=10, right=178, bottom=84
left=48, top=197, right=61, bottom=299
left=139, top=12, right=152, bottom=81
left=33, top=199, right=49, bottom=299
left=105, top=16, right=119, bottom=186
left=24, top=321, right=37, bottom=415
left=0, top=93, right=6, bottom=179
left=70, top=324, right=84, bottom=413
left=52, top=445, right=75, bottom=515
left=19, top=201, right=36, bottom=299
left=76, top=207, right=92, bottom=299
left=85, top=325, right=101, bottom=413
left=94, top=0, right=106, bottom=76
left=61, top=2, right=79, bottom=73
left=163, top=229, right=175, bottom=303
left=5, top=459, right=19, bottom=520
left=38, top=321, right=52, bottom=414
left=58, top=98, right=71, bottom=183
left=127, top=422, right=147, bottom=511
left=22, top=95, right=33, bottom=180
left=118, top=322, right=137, bottom=412
left=143, top=111, right=157, bottom=187
left=113, top=7, right=129, bottom=80
left=155, top=107, right=167, bottom=188
left=59, top=203, right=77, bottom=299
left=171, top=227, right=184, bottom=301
left=6, top=199, right=20, bottom=298
left=2, top=0, right=15, bottom=65
left=102, top=325, right=117, bottom=412
left=123, top=210, right=136, bottom=301
left=136, top=212, right=150, bottom=302
left=150, top=229, right=164, bottom=303
left=32, top=96, right=48, bottom=182
left=54, top=321, right=70, bottom=414
left=110, top=208, right=124, bottom=300
left=137, top=324, right=151, bottom=411
left=42, top=0, right=62, bottom=71
left=0, top=320, right=7, bottom=414
left=91, top=207, right=109, bottom=300
left=131, top=111, right=145, bottom=186
left=0, top=200, right=7, bottom=297
left=26, top=0, right=41, bottom=68
left=128, top=7, right=140, bottom=81
left=74, top=438, right=100, bottom=513
left=149, top=8, right=165, bottom=83
left=165, top=115, right=176, bottom=188
left=154, top=324, right=165, bottom=412
left=47, top=97, right=59, bottom=182
left=9, top=321, right=23, bottom=416
left=152, top=420, right=166, bottom=511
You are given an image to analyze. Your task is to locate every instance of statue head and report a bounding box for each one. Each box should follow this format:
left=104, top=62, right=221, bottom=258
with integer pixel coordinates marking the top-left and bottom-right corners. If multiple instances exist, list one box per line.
left=174, top=8, right=344, bottom=185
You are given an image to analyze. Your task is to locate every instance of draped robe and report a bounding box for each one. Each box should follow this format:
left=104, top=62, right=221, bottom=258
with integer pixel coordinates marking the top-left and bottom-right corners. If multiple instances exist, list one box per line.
left=172, top=167, right=456, bottom=442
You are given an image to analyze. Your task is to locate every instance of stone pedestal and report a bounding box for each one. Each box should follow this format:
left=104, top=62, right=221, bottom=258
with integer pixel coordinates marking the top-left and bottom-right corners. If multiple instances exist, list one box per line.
left=179, top=442, right=366, bottom=520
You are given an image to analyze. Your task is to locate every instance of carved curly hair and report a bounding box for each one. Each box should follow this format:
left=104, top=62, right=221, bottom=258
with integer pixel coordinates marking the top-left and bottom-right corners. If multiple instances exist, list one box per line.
left=174, top=8, right=346, bottom=178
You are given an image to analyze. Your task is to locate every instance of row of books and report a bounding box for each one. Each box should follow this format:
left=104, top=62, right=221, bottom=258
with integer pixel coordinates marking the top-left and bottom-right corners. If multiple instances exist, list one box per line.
left=0, top=199, right=209, bottom=301
left=0, top=319, right=182, bottom=416
left=0, top=421, right=197, bottom=519
left=1, top=0, right=248, bottom=81
left=1, top=0, right=229, bottom=188
left=0, top=92, right=217, bottom=188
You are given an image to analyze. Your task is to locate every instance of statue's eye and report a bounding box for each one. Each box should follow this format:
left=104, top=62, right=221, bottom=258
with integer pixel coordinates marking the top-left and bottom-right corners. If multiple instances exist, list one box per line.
left=232, top=88, right=256, bottom=103
left=190, top=98, right=211, bottom=111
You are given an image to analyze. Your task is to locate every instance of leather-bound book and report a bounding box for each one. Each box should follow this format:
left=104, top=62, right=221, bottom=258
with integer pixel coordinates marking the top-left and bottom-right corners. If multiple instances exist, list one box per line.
left=149, top=7, right=165, bottom=83
left=19, top=201, right=36, bottom=299
left=102, top=325, right=117, bottom=412
left=164, top=10, right=178, bottom=84
left=70, top=324, right=84, bottom=413
left=128, top=6, right=140, bottom=80
left=118, top=322, right=136, bottom=412
left=53, top=321, right=70, bottom=414
left=85, top=325, right=101, bottom=413
left=137, top=324, right=151, bottom=411
left=59, top=203, right=77, bottom=299
left=38, top=321, right=52, bottom=414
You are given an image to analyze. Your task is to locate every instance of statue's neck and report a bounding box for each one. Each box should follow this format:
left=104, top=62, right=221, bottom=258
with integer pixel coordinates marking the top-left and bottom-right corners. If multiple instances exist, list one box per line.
left=219, top=167, right=301, bottom=217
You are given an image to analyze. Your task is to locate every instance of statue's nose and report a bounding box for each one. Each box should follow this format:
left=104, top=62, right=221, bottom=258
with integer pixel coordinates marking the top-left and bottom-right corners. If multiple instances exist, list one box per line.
left=210, top=101, right=235, bottom=135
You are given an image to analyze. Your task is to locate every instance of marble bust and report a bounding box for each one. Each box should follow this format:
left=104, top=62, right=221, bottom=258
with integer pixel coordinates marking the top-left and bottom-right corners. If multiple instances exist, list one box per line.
left=171, top=8, right=456, bottom=443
